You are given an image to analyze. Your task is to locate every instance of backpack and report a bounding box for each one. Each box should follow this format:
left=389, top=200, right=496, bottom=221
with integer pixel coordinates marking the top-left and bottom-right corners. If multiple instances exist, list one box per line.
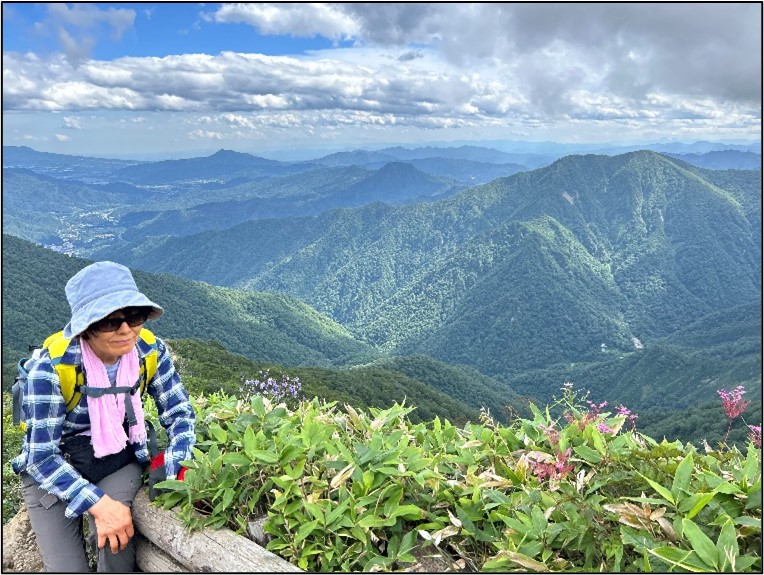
left=12, top=328, right=159, bottom=432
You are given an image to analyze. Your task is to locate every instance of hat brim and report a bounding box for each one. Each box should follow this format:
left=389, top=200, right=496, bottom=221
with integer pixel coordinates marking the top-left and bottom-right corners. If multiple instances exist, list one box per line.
left=63, top=289, right=164, bottom=338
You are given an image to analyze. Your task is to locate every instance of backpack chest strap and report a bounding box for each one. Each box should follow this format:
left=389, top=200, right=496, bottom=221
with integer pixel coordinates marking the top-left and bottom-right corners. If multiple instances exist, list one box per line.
left=79, top=382, right=142, bottom=426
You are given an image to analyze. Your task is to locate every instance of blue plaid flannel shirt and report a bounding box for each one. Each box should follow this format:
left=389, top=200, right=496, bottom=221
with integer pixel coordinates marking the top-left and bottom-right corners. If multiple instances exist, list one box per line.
left=12, top=335, right=196, bottom=518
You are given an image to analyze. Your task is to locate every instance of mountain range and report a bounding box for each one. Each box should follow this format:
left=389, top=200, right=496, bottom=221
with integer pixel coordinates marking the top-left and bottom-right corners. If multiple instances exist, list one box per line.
left=2, top=143, right=761, bottom=430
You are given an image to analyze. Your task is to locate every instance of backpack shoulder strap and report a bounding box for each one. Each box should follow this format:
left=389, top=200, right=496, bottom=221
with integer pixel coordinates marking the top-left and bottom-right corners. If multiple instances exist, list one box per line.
left=138, top=328, right=158, bottom=396
left=43, top=331, right=83, bottom=412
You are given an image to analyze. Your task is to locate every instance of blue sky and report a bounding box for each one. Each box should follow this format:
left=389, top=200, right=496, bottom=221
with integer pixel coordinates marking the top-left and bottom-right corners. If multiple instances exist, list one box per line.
left=2, top=2, right=761, bottom=159
left=3, top=3, right=351, bottom=59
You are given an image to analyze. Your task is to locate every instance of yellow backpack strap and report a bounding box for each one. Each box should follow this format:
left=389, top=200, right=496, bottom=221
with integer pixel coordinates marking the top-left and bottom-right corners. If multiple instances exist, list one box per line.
left=44, top=331, right=84, bottom=412
left=138, top=328, right=158, bottom=395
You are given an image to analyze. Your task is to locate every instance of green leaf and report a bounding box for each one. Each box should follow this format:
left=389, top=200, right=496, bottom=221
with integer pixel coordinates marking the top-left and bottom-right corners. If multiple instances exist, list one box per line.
left=715, top=517, right=738, bottom=572
left=638, top=473, right=675, bottom=505
left=528, top=402, right=545, bottom=424
left=250, top=395, right=266, bottom=418
left=325, top=498, right=350, bottom=528
left=743, top=446, right=760, bottom=483
left=679, top=491, right=717, bottom=519
left=243, top=425, right=257, bottom=459
left=398, top=530, right=418, bottom=562
left=591, top=427, right=607, bottom=456
left=248, top=449, right=279, bottom=464
left=732, top=556, right=761, bottom=571
left=531, top=506, right=547, bottom=536
left=681, top=518, right=718, bottom=569
left=294, top=519, right=319, bottom=546
left=221, top=487, right=235, bottom=510
left=358, top=514, right=396, bottom=528
left=209, top=423, right=227, bottom=444
left=153, top=478, right=187, bottom=492
left=389, top=504, right=424, bottom=521
left=745, top=479, right=761, bottom=510
left=573, top=444, right=603, bottom=464
left=364, top=554, right=394, bottom=571
left=221, top=452, right=250, bottom=466
left=647, top=547, right=712, bottom=572
left=672, top=452, right=694, bottom=499
left=735, top=516, right=762, bottom=528
left=304, top=502, right=324, bottom=523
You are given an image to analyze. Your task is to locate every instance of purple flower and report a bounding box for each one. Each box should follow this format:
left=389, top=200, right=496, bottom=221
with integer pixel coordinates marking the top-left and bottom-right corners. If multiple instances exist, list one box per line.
left=616, top=404, right=638, bottom=430
left=596, top=423, right=615, bottom=434
left=240, top=369, right=303, bottom=404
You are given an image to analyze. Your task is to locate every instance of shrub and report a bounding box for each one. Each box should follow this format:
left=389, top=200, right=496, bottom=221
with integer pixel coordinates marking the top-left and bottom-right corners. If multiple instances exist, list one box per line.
left=155, top=386, right=762, bottom=572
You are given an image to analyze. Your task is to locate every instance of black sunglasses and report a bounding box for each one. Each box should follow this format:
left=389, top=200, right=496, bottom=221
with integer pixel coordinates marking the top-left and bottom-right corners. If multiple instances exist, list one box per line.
left=89, top=308, right=151, bottom=333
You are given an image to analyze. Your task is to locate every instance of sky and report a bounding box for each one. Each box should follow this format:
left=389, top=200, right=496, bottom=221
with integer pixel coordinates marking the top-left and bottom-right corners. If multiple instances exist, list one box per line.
left=2, top=2, right=762, bottom=160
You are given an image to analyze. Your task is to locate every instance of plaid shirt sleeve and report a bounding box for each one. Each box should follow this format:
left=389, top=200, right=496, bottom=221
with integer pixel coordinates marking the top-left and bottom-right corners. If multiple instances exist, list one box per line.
left=12, top=354, right=105, bottom=519
left=148, top=338, right=196, bottom=479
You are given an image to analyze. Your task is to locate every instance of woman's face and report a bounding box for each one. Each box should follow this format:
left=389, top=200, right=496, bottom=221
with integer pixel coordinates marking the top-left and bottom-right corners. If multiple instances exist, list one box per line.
left=84, top=308, right=146, bottom=364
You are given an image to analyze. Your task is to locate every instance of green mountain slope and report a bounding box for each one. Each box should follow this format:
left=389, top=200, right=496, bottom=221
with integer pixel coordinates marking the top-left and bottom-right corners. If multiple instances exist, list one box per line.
left=503, top=300, right=761, bottom=410
left=2, top=236, right=514, bottom=425
left=150, top=339, right=490, bottom=425
left=366, top=354, right=528, bottom=421
left=403, top=216, right=633, bottom=373
left=98, top=152, right=761, bottom=382
left=1, top=235, right=377, bottom=370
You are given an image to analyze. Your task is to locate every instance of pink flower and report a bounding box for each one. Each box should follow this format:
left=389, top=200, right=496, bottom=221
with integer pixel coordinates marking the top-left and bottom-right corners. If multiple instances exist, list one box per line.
left=529, top=448, right=573, bottom=482
left=718, top=386, right=750, bottom=420
left=717, top=386, right=751, bottom=445
left=539, top=423, right=560, bottom=445
left=748, top=425, right=762, bottom=448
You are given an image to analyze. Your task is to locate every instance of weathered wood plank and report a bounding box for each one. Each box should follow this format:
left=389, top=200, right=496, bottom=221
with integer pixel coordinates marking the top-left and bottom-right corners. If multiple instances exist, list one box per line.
left=131, top=487, right=301, bottom=572
left=134, top=533, right=185, bottom=572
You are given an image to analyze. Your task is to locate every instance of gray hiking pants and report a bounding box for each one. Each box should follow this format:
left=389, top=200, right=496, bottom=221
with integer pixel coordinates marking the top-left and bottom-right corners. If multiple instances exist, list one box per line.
left=21, top=462, right=143, bottom=572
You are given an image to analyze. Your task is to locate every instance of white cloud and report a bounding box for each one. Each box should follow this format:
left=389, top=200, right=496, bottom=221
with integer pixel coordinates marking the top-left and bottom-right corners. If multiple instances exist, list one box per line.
left=62, top=116, right=82, bottom=129
left=55, top=133, right=71, bottom=141
left=205, top=3, right=361, bottom=40
left=189, top=129, right=224, bottom=140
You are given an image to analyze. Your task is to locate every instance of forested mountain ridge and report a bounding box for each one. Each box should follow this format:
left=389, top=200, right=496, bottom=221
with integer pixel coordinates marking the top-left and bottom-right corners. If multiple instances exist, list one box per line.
left=1, top=234, right=377, bottom=368
left=2, top=234, right=529, bottom=425
left=97, top=151, right=761, bottom=385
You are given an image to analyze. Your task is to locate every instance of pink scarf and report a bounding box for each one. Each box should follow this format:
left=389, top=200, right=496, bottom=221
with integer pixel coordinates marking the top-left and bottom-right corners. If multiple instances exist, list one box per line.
left=80, top=339, right=147, bottom=458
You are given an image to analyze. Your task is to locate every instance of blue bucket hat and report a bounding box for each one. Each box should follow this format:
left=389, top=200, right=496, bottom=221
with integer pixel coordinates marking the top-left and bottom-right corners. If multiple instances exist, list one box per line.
left=63, top=261, right=164, bottom=338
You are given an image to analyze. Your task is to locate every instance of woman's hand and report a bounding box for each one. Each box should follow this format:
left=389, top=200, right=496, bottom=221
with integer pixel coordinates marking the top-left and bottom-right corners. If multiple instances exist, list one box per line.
left=87, top=495, right=134, bottom=554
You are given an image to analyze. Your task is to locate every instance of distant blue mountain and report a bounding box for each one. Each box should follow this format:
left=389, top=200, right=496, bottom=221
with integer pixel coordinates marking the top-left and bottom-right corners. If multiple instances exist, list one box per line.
left=111, top=149, right=318, bottom=184
left=665, top=150, right=761, bottom=170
